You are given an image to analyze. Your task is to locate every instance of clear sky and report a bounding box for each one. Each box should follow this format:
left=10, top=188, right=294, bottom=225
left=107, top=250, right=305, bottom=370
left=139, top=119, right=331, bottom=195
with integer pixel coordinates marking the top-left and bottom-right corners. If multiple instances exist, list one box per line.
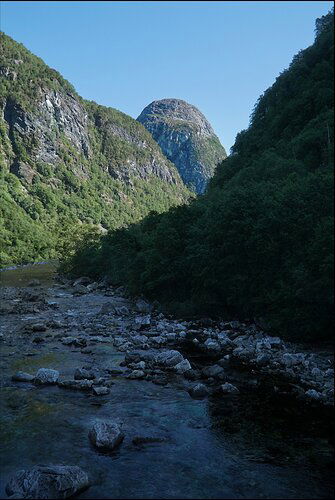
left=1, top=1, right=333, bottom=152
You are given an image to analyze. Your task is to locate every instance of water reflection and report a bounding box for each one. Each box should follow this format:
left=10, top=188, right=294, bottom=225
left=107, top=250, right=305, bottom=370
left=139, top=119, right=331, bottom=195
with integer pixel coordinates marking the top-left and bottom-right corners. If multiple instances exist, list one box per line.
left=0, top=261, right=58, bottom=287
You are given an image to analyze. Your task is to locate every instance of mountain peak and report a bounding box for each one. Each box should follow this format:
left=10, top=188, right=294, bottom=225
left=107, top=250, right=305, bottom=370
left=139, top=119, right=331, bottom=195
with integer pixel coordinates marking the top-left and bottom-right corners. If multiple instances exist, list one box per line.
left=138, top=98, right=216, bottom=136
left=137, top=98, right=226, bottom=194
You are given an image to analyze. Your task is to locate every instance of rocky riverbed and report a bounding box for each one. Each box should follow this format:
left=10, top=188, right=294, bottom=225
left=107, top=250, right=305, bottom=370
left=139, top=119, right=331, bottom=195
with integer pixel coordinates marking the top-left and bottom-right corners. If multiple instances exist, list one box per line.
left=0, top=263, right=333, bottom=499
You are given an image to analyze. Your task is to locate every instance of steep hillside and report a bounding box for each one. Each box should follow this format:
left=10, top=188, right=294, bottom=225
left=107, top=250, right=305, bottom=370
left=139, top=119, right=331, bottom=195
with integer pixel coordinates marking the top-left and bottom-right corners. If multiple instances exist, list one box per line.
left=0, top=33, right=191, bottom=266
left=137, top=98, right=226, bottom=193
left=67, top=11, right=334, bottom=342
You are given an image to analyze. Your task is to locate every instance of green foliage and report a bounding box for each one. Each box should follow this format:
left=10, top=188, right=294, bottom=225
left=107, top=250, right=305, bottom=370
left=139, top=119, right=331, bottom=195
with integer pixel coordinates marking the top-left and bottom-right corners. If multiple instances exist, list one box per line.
left=67, top=12, right=334, bottom=342
left=0, top=33, right=191, bottom=267
left=0, top=32, right=77, bottom=111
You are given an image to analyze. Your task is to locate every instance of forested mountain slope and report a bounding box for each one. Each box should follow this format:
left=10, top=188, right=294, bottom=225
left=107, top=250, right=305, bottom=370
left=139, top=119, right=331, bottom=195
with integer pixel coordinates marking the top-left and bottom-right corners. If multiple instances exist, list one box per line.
left=0, top=33, right=191, bottom=266
left=67, top=11, right=334, bottom=342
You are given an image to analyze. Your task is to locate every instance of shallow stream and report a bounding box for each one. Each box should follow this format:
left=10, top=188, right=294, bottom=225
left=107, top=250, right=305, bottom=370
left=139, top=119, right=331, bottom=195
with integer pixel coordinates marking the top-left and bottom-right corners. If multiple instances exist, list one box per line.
left=0, top=264, right=333, bottom=499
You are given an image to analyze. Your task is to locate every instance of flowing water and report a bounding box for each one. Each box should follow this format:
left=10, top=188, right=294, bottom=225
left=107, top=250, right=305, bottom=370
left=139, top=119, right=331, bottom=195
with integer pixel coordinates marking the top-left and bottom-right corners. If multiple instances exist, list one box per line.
left=0, top=264, right=333, bottom=499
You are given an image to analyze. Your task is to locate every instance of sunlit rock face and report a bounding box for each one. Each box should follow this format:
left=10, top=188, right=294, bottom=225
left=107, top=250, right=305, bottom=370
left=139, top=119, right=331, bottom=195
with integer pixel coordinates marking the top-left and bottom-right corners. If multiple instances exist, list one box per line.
left=138, top=98, right=227, bottom=194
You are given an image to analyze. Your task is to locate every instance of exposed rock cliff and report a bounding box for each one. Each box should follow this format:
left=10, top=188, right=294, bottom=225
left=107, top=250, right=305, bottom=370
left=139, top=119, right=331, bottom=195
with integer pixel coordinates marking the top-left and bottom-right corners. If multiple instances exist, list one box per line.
left=137, top=98, right=227, bottom=193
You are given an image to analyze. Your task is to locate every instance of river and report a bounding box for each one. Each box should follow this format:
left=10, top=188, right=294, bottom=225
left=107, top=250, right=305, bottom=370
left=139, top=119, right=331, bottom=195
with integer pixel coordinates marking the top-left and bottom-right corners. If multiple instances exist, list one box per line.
left=0, top=263, right=333, bottom=499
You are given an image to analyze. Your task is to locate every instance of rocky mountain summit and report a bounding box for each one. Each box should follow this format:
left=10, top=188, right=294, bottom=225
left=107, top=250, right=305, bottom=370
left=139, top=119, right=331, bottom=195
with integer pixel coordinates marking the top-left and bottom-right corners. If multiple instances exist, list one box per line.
left=0, top=33, right=191, bottom=266
left=137, top=98, right=227, bottom=194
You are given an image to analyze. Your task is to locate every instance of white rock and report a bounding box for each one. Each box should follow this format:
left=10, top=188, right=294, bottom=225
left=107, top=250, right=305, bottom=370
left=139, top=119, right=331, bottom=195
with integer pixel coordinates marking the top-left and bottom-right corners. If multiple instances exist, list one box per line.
left=155, top=350, right=184, bottom=367
left=204, top=339, right=221, bottom=351
left=188, top=383, right=209, bottom=398
left=133, top=335, right=148, bottom=345
left=92, top=386, right=109, bottom=396
left=34, top=368, right=59, bottom=385
left=135, top=315, right=151, bottom=326
left=174, top=359, right=192, bottom=374
left=127, top=370, right=145, bottom=379
left=5, top=465, right=90, bottom=499
left=89, top=421, right=124, bottom=449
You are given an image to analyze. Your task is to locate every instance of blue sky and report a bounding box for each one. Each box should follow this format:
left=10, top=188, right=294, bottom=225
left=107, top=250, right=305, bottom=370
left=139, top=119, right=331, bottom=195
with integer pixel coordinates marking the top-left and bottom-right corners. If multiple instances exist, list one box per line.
left=1, top=1, right=333, bottom=152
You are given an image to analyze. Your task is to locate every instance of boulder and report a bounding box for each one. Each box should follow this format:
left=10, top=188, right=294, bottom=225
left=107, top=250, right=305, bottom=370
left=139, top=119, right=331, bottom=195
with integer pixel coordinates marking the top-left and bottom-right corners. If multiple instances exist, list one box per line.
left=92, top=386, right=110, bottom=396
left=124, top=351, right=141, bottom=364
left=99, top=302, right=117, bottom=315
left=34, top=368, right=59, bottom=385
left=115, top=306, right=130, bottom=316
left=150, top=336, right=165, bottom=345
left=58, top=379, right=93, bottom=391
left=281, top=353, right=305, bottom=367
left=310, top=367, right=323, bottom=379
left=94, top=377, right=107, bottom=386
left=89, top=420, right=124, bottom=450
left=5, top=465, right=89, bottom=499
left=132, top=335, right=148, bottom=346
left=255, top=339, right=272, bottom=351
left=61, top=337, right=86, bottom=347
left=232, top=347, right=254, bottom=360
left=202, top=364, right=225, bottom=379
left=221, top=382, right=239, bottom=394
left=155, top=350, right=184, bottom=368
left=125, top=349, right=158, bottom=365
left=131, top=361, right=146, bottom=370
left=188, top=383, right=210, bottom=398
left=267, top=336, right=283, bottom=348
left=174, top=359, right=192, bottom=374
left=217, top=333, right=231, bottom=347
left=134, top=315, right=151, bottom=327
left=12, top=371, right=34, bottom=382
left=127, top=370, right=145, bottom=379
left=74, top=368, right=95, bottom=380
left=305, top=389, right=323, bottom=400
left=204, top=339, right=221, bottom=351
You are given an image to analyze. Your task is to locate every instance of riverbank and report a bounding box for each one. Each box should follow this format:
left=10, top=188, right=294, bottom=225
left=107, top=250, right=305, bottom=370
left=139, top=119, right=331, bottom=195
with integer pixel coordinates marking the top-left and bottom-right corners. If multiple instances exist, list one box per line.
left=0, top=265, right=333, bottom=499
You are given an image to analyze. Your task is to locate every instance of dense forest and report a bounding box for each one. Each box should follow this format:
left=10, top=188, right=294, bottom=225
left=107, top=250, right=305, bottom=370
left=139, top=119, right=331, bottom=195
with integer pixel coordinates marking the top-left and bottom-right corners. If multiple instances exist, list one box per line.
left=65, top=11, right=334, bottom=342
